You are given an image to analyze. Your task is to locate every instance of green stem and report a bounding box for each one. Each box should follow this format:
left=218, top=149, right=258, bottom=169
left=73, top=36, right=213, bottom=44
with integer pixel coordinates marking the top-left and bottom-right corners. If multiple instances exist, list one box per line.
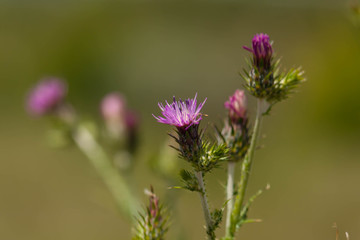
left=225, top=161, right=236, bottom=236
left=227, top=99, right=266, bottom=239
left=195, top=171, right=215, bottom=240
left=72, top=124, right=138, bottom=222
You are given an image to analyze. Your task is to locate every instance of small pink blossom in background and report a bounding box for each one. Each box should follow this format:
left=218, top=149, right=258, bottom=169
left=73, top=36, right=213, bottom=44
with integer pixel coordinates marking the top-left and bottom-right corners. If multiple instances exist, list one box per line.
left=27, top=78, right=67, bottom=116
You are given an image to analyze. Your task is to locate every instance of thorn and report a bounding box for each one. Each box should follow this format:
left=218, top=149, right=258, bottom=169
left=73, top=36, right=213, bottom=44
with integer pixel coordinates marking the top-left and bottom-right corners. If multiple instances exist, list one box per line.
left=265, top=183, right=271, bottom=190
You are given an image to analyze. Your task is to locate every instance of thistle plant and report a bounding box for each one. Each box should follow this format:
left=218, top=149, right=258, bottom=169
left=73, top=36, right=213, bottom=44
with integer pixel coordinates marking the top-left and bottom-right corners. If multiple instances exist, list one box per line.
left=26, top=32, right=305, bottom=240
left=225, top=33, right=304, bottom=239
left=153, top=33, right=304, bottom=240
left=153, top=94, right=229, bottom=239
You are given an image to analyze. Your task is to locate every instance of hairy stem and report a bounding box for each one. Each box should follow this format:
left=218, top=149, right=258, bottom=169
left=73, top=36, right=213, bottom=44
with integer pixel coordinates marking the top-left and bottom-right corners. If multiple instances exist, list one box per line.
left=195, top=171, right=215, bottom=240
left=227, top=99, right=266, bottom=239
left=73, top=124, right=137, bottom=222
left=225, top=161, right=236, bottom=236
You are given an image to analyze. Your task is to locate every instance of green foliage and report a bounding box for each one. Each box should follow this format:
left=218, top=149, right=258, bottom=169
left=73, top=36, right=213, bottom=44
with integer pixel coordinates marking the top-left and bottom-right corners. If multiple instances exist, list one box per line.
left=211, top=208, right=224, bottom=231
left=176, top=169, right=201, bottom=192
left=235, top=184, right=269, bottom=229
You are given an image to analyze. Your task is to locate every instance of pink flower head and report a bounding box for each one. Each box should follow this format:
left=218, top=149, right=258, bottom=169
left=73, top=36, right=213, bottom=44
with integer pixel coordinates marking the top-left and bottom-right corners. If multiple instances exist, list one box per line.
left=26, top=78, right=67, bottom=116
left=100, top=93, right=126, bottom=122
left=224, top=90, right=247, bottom=122
left=153, top=93, right=207, bottom=129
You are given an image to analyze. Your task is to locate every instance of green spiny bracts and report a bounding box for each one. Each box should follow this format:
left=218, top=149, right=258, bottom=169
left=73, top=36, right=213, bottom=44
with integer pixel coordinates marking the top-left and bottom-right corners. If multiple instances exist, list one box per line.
left=133, top=187, right=169, bottom=240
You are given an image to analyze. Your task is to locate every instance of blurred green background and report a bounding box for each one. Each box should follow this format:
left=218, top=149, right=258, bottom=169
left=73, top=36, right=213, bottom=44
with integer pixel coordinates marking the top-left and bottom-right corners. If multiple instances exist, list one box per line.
left=1, top=0, right=360, bottom=239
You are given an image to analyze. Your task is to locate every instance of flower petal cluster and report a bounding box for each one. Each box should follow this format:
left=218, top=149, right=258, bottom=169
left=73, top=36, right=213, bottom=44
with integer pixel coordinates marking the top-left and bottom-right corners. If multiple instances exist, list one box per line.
left=153, top=93, right=206, bottom=128
left=243, top=33, right=273, bottom=71
left=27, top=78, right=67, bottom=116
left=224, top=90, right=247, bottom=123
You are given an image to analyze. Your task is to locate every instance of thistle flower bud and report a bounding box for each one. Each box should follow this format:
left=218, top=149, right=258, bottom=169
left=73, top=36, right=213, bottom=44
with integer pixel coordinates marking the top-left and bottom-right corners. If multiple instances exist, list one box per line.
left=26, top=78, right=67, bottom=116
left=242, top=33, right=304, bottom=104
left=243, top=33, right=273, bottom=73
left=133, top=187, right=169, bottom=240
left=224, top=90, right=247, bottom=124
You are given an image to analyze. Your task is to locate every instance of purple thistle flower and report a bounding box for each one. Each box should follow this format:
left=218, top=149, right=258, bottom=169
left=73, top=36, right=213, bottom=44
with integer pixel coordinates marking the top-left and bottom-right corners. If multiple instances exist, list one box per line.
left=26, top=78, right=67, bottom=116
left=153, top=93, right=207, bottom=129
left=224, top=89, right=247, bottom=123
left=243, top=33, right=273, bottom=71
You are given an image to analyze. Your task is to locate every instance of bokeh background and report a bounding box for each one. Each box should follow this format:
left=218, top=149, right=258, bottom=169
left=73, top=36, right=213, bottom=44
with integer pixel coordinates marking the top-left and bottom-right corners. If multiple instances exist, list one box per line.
left=1, top=0, right=360, bottom=239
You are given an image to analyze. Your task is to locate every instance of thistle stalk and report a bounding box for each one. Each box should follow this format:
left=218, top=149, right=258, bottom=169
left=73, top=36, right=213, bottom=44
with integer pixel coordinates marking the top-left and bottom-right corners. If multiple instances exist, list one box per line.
left=195, top=171, right=215, bottom=240
left=227, top=98, right=266, bottom=238
left=73, top=124, right=137, bottom=222
left=225, top=161, right=235, bottom=235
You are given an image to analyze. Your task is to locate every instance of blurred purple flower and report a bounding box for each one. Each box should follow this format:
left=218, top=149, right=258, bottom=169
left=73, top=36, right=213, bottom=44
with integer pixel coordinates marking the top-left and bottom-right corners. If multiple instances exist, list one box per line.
left=26, top=78, right=67, bottom=116
left=153, top=93, right=206, bottom=129
left=224, top=90, right=247, bottom=123
left=243, top=33, right=273, bottom=71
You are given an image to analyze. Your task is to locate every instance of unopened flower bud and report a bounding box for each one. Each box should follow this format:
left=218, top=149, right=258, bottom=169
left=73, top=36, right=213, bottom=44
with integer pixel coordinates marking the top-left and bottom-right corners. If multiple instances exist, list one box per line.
left=134, top=187, right=169, bottom=239
left=224, top=90, right=247, bottom=124
left=242, top=33, right=304, bottom=104
left=243, top=33, right=273, bottom=73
